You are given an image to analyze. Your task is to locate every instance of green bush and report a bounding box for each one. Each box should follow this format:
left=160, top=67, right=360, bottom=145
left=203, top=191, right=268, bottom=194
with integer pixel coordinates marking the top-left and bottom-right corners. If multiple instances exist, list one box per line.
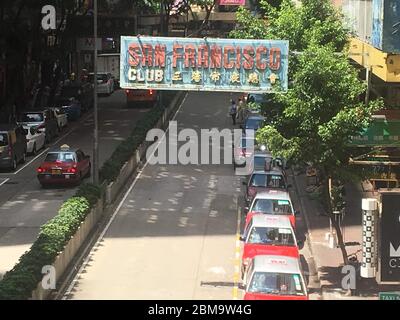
left=0, top=93, right=179, bottom=299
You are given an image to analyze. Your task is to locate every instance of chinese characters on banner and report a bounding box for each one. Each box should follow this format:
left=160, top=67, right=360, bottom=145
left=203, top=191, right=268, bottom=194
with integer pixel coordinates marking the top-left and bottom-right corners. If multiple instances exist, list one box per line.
left=219, top=0, right=246, bottom=5
left=120, top=36, right=289, bottom=93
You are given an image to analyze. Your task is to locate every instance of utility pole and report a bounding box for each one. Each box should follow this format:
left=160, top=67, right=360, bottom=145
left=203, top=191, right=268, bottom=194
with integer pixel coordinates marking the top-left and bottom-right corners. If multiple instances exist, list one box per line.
left=365, top=66, right=372, bottom=106
left=93, top=0, right=99, bottom=184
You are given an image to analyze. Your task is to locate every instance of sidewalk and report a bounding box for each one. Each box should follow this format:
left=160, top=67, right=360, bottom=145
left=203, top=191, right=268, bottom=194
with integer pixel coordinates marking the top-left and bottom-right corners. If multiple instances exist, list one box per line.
left=292, top=168, right=399, bottom=300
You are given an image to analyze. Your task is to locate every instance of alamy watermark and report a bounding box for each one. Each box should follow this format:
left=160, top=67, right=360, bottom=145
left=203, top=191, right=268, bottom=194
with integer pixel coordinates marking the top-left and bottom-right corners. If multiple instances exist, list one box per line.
left=145, top=121, right=254, bottom=175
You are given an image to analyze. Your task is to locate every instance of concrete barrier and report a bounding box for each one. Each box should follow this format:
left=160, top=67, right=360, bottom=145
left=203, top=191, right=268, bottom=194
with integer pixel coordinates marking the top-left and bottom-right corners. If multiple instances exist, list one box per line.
left=31, top=198, right=104, bottom=300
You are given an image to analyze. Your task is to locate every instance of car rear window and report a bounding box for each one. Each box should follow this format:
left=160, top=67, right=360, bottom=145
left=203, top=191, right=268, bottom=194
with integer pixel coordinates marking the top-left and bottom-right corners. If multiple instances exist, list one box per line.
left=245, top=118, right=263, bottom=130
left=251, top=199, right=292, bottom=215
left=19, top=113, right=44, bottom=122
left=248, top=272, right=305, bottom=296
left=250, top=173, right=286, bottom=189
left=247, top=226, right=295, bottom=246
left=45, top=152, right=75, bottom=163
left=0, top=133, right=8, bottom=146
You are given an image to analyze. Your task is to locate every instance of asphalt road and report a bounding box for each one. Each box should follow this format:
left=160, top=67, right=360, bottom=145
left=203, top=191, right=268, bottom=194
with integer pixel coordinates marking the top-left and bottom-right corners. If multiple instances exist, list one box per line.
left=63, top=91, right=318, bottom=300
left=0, top=90, right=150, bottom=278
left=64, top=92, right=242, bottom=299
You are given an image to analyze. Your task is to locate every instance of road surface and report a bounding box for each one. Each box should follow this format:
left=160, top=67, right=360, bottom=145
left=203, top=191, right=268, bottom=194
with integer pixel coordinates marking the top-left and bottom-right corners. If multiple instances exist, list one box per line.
left=0, top=90, right=150, bottom=277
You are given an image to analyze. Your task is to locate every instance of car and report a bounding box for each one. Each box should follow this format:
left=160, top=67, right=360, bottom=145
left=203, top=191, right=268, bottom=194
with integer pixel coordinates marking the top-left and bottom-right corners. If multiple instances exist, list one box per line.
left=245, top=150, right=273, bottom=175
left=245, top=190, right=299, bottom=228
left=24, top=125, right=45, bottom=155
left=89, top=72, right=114, bottom=95
left=0, top=124, right=27, bottom=170
left=126, top=89, right=158, bottom=107
left=243, top=255, right=308, bottom=300
left=50, top=107, right=68, bottom=129
left=241, top=115, right=266, bottom=132
left=37, top=144, right=91, bottom=187
left=233, top=135, right=256, bottom=169
left=55, top=97, right=81, bottom=121
left=240, top=215, right=300, bottom=278
left=17, top=109, right=59, bottom=144
left=246, top=93, right=267, bottom=105
left=59, top=82, right=94, bottom=112
left=243, top=169, right=290, bottom=205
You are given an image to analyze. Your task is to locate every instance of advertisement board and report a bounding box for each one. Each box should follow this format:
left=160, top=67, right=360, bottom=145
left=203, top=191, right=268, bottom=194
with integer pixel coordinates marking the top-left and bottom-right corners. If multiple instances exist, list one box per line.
left=120, top=36, right=289, bottom=93
left=378, top=192, right=400, bottom=284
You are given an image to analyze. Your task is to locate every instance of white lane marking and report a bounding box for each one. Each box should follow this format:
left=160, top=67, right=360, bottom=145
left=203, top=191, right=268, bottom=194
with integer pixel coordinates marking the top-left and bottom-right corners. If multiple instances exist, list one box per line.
left=13, top=148, right=50, bottom=174
left=0, top=178, right=10, bottom=187
left=62, top=94, right=188, bottom=299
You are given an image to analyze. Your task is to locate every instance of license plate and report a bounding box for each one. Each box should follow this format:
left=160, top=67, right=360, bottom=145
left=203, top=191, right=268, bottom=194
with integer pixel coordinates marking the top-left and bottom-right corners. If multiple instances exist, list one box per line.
left=45, top=175, right=51, bottom=179
left=65, top=175, right=70, bottom=179
left=52, top=169, right=61, bottom=175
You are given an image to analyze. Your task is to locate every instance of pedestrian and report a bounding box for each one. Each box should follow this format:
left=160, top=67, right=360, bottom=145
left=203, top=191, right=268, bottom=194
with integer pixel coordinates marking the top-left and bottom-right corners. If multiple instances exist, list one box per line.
left=237, top=97, right=245, bottom=124
left=229, top=99, right=237, bottom=125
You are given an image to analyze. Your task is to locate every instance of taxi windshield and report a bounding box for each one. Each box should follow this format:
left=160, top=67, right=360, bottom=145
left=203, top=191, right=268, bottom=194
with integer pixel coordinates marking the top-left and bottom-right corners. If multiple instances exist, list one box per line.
left=247, top=227, right=295, bottom=246
left=45, top=152, right=75, bottom=163
left=248, top=272, right=305, bottom=296
left=251, top=199, right=292, bottom=215
left=250, top=174, right=286, bottom=189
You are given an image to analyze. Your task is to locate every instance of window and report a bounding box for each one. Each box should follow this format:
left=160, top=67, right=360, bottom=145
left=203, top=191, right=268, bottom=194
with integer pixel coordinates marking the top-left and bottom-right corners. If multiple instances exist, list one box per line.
left=0, top=133, right=8, bottom=146
left=251, top=199, right=292, bottom=215
left=44, top=152, right=76, bottom=163
left=76, top=151, right=84, bottom=162
left=247, top=227, right=295, bottom=245
left=248, top=272, right=306, bottom=296
left=266, top=174, right=286, bottom=189
left=19, top=113, right=44, bottom=123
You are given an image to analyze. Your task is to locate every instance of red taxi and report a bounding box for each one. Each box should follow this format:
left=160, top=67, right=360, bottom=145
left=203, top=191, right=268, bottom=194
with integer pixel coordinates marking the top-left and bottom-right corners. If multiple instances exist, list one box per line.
left=240, top=214, right=300, bottom=278
left=245, top=190, right=298, bottom=228
left=243, top=255, right=308, bottom=300
left=126, top=89, right=157, bottom=107
left=37, top=144, right=91, bottom=187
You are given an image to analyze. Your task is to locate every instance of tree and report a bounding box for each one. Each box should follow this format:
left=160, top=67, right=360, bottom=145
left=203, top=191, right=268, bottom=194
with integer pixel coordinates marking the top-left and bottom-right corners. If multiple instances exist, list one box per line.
left=230, top=0, right=384, bottom=268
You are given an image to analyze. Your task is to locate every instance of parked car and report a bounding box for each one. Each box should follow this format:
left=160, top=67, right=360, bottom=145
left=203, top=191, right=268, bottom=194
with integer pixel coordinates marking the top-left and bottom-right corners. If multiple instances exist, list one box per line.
left=241, top=115, right=266, bottom=131
left=245, top=150, right=273, bottom=175
left=24, top=125, right=45, bottom=155
left=55, top=97, right=81, bottom=121
left=50, top=107, right=68, bottom=129
left=89, top=72, right=114, bottom=95
left=243, top=255, right=308, bottom=300
left=0, top=124, right=27, bottom=170
left=126, top=89, right=158, bottom=107
left=17, top=109, right=58, bottom=144
left=59, top=82, right=94, bottom=112
left=243, top=169, right=290, bottom=205
left=245, top=190, right=298, bottom=228
left=37, top=144, right=91, bottom=187
left=240, top=215, right=300, bottom=278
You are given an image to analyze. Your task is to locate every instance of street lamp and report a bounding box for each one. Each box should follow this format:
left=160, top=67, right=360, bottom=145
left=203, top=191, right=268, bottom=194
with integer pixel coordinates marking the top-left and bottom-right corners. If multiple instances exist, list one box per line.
left=93, top=0, right=99, bottom=184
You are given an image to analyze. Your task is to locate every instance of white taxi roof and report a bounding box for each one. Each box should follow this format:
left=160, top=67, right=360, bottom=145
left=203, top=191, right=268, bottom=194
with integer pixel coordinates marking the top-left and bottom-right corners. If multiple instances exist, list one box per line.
left=250, top=214, right=293, bottom=229
left=253, top=255, right=302, bottom=274
left=253, top=190, right=291, bottom=201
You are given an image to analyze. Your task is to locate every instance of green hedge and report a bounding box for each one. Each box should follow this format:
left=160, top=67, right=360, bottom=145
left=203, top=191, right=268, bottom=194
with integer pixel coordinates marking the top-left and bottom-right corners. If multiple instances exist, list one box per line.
left=0, top=92, right=179, bottom=300
left=0, top=183, right=99, bottom=300
left=99, top=91, right=176, bottom=183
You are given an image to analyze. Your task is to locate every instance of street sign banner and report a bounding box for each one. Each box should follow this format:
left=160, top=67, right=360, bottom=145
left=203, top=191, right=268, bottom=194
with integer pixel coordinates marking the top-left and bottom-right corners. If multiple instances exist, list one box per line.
left=120, top=36, right=289, bottom=93
left=379, top=292, right=400, bottom=300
